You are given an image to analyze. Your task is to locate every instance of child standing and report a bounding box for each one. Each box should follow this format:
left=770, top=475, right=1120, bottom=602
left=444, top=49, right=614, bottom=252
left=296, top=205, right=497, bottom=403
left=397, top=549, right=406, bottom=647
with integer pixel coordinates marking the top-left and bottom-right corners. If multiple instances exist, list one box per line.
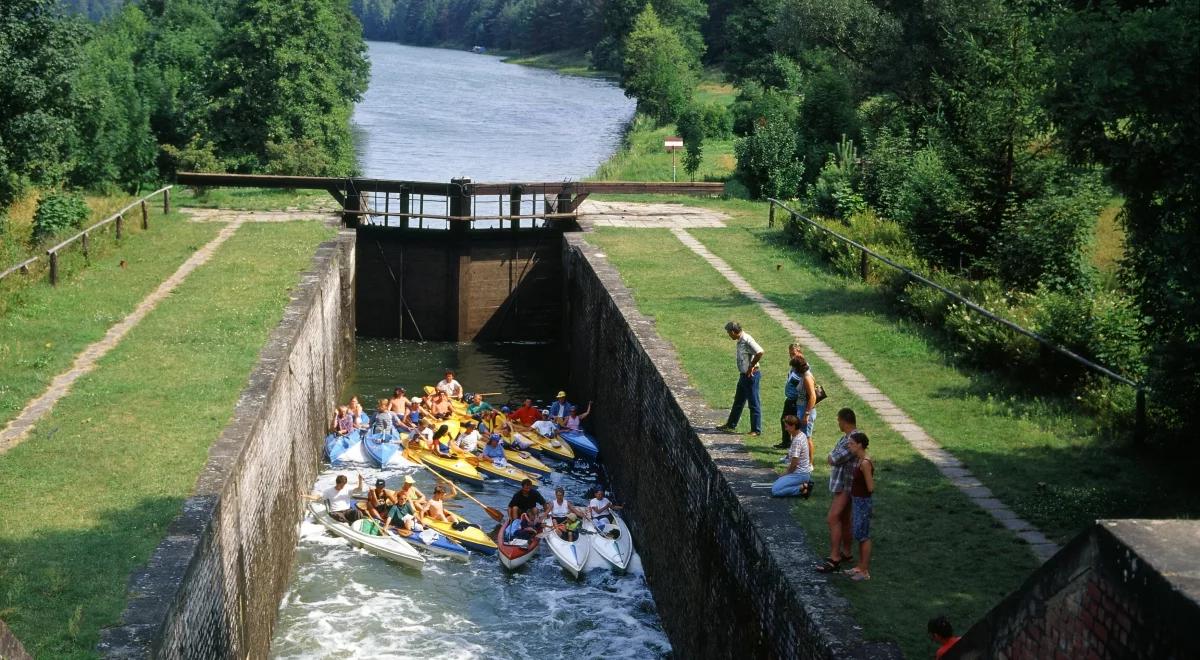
left=846, top=431, right=874, bottom=581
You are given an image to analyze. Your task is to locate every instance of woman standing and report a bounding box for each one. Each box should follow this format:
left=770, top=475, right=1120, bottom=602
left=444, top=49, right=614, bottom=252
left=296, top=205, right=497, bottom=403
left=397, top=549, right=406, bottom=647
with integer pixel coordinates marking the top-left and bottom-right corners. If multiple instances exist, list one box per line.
left=776, top=347, right=817, bottom=449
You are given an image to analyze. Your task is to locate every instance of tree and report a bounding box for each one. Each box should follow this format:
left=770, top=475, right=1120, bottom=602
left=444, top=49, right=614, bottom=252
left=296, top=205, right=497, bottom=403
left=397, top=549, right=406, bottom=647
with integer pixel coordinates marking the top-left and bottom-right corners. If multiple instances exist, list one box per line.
left=1046, top=0, right=1200, bottom=432
left=734, top=110, right=805, bottom=199
left=621, top=4, right=697, bottom=125
left=677, top=104, right=704, bottom=181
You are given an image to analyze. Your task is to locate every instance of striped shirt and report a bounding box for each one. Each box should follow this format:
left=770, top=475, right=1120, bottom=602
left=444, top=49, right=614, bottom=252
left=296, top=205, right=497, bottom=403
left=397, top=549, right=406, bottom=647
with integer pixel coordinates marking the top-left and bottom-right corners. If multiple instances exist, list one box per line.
left=828, top=429, right=859, bottom=493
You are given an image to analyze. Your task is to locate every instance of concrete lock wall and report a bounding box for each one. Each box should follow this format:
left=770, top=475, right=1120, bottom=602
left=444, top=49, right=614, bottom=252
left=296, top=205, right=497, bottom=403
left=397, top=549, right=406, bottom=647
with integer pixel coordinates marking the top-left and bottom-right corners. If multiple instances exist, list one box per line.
left=98, top=230, right=356, bottom=658
left=560, top=234, right=900, bottom=659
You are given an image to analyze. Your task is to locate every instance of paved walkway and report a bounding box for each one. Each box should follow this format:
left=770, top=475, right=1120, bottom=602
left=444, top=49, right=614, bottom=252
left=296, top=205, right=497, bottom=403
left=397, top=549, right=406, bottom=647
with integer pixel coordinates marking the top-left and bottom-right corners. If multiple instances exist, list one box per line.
left=579, top=200, right=727, bottom=228
left=670, top=228, right=1060, bottom=562
left=0, top=220, right=246, bottom=454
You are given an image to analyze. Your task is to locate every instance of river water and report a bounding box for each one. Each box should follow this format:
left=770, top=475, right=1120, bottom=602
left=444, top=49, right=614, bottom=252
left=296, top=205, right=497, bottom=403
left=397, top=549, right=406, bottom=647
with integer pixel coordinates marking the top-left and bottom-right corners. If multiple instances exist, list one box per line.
left=270, top=44, right=668, bottom=659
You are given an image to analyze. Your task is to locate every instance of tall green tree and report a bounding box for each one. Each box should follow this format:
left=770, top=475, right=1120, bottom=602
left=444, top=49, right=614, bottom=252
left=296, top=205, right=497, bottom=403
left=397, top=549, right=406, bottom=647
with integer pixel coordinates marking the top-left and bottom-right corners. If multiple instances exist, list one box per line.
left=1047, top=0, right=1200, bottom=431
left=622, top=4, right=697, bottom=124
left=208, top=0, right=370, bottom=174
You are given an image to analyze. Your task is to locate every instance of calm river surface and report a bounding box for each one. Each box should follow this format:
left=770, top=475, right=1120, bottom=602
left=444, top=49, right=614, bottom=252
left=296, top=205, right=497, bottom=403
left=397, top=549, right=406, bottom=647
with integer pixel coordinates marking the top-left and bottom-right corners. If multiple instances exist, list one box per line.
left=352, top=41, right=635, bottom=181
left=270, top=43, right=667, bottom=659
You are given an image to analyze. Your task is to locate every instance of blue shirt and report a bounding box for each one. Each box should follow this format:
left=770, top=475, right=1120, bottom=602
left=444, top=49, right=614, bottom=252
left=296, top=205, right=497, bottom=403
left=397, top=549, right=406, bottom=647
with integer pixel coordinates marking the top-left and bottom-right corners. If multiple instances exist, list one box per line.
left=784, top=368, right=804, bottom=400
left=549, top=400, right=572, bottom=419
left=482, top=443, right=506, bottom=460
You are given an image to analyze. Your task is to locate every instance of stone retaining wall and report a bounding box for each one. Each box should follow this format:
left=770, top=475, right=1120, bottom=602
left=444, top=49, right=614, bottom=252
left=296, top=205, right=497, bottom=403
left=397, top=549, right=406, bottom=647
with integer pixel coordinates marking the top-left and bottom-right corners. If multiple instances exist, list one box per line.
left=561, top=234, right=901, bottom=659
left=98, top=229, right=356, bottom=658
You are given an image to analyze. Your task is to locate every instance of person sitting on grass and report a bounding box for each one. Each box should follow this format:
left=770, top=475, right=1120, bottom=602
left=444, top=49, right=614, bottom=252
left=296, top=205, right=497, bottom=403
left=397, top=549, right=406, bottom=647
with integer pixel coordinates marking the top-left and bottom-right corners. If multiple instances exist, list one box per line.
left=771, top=414, right=814, bottom=498
left=928, top=615, right=961, bottom=659
left=844, top=432, right=875, bottom=582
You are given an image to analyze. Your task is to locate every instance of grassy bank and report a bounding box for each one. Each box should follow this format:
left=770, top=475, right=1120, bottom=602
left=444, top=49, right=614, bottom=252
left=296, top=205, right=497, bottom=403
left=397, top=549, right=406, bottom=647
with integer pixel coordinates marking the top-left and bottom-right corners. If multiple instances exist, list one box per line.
left=173, top=186, right=337, bottom=211
left=0, top=220, right=333, bottom=658
left=501, top=49, right=615, bottom=79
left=589, top=229, right=1037, bottom=658
left=0, top=208, right=217, bottom=429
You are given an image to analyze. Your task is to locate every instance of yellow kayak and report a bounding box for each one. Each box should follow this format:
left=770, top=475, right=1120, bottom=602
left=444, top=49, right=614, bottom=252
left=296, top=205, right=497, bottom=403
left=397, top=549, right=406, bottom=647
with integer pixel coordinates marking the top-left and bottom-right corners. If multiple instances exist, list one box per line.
left=405, top=447, right=484, bottom=486
left=503, top=447, right=551, bottom=476
left=505, top=425, right=575, bottom=462
left=450, top=447, right=541, bottom=486
left=424, top=512, right=498, bottom=555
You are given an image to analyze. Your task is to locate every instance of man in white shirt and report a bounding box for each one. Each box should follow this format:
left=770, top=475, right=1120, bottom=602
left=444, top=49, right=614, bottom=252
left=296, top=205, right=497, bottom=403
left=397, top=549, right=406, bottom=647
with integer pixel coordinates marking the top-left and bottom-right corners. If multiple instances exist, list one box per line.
left=716, top=321, right=765, bottom=436
left=531, top=409, right=558, bottom=438
left=304, top=473, right=363, bottom=524
left=436, top=370, right=464, bottom=400
left=455, top=420, right=481, bottom=452
left=588, top=487, right=621, bottom=533
left=771, top=415, right=814, bottom=497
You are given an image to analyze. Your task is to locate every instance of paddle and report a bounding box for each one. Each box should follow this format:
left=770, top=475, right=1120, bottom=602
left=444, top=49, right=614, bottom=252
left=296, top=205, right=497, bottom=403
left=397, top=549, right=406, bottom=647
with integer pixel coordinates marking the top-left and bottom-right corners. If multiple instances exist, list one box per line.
left=403, top=448, right=504, bottom=522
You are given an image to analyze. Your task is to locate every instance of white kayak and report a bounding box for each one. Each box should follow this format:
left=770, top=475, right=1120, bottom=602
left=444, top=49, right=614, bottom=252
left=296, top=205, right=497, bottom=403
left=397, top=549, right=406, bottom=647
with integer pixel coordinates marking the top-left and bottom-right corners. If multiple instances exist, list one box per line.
left=542, top=521, right=591, bottom=578
left=584, top=514, right=634, bottom=571
left=308, top=502, right=425, bottom=570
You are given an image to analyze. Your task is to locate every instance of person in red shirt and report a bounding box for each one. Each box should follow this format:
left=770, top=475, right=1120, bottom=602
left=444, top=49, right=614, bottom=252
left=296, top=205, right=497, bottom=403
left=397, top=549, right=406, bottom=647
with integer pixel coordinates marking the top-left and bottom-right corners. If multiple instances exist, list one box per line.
left=510, top=398, right=540, bottom=426
left=928, top=616, right=961, bottom=659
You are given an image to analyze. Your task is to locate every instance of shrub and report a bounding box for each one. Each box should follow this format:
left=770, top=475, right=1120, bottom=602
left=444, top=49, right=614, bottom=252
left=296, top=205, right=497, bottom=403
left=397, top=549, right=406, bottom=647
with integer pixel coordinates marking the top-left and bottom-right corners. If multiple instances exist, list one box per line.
left=700, top=102, right=733, bottom=139
left=731, top=83, right=799, bottom=137
left=808, top=135, right=865, bottom=219
left=31, top=192, right=89, bottom=243
left=734, top=111, right=804, bottom=199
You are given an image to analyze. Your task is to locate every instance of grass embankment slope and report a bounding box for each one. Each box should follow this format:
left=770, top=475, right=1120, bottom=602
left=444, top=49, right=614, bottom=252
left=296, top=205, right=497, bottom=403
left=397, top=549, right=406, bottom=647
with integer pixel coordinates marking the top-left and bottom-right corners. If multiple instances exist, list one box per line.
left=0, top=220, right=333, bottom=658
left=585, top=79, right=1190, bottom=657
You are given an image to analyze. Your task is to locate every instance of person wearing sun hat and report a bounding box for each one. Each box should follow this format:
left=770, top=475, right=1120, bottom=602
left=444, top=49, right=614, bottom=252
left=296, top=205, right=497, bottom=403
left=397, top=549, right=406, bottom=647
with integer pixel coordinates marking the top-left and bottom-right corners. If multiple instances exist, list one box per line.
left=549, top=390, right=572, bottom=422
left=481, top=433, right=508, bottom=466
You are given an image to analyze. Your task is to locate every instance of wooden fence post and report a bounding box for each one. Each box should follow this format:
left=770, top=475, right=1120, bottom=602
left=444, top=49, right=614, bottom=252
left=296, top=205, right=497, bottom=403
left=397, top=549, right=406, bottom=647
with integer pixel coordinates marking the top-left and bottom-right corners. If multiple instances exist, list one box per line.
left=81, top=232, right=89, bottom=260
left=860, top=249, right=869, bottom=281
left=769, top=201, right=775, bottom=228
left=163, top=188, right=171, bottom=215
left=510, top=185, right=522, bottom=231
left=48, top=251, right=58, bottom=286
left=116, top=214, right=123, bottom=240
left=141, top=200, right=149, bottom=229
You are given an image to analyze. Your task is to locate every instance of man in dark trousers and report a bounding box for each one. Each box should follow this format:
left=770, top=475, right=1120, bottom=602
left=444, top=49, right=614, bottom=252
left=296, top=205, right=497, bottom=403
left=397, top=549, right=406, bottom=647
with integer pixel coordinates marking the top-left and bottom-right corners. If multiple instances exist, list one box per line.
left=716, top=321, right=765, bottom=436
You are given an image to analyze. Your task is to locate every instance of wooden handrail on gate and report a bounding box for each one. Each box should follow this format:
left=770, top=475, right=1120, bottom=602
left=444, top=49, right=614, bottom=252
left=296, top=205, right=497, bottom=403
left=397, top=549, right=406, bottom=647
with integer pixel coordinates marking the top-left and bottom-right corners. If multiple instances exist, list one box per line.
left=0, top=186, right=173, bottom=286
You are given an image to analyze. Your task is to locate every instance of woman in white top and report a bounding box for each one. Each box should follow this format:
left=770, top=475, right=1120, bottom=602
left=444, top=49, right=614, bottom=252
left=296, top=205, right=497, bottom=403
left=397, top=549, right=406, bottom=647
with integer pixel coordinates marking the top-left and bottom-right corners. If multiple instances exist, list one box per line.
left=563, top=401, right=592, bottom=431
left=771, top=415, right=814, bottom=497
left=548, top=486, right=583, bottom=525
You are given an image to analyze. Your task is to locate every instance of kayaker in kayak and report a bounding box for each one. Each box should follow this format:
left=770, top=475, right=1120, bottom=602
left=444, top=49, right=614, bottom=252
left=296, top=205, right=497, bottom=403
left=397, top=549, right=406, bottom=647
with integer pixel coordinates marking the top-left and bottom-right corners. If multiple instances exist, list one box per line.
left=436, top=370, right=464, bottom=400
left=549, top=391, right=572, bottom=423
left=562, top=402, right=592, bottom=432
left=423, top=482, right=457, bottom=524
left=348, top=396, right=369, bottom=431
left=364, top=478, right=397, bottom=524
left=531, top=410, right=558, bottom=438
left=372, top=398, right=404, bottom=434
left=428, top=424, right=454, bottom=457
left=548, top=486, right=585, bottom=526
left=587, top=487, right=621, bottom=532
left=510, top=399, right=540, bottom=426
left=303, top=474, right=363, bottom=524
left=480, top=434, right=508, bottom=466
left=505, top=515, right=539, bottom=542
left=466, top=393, right=493, bottom=417
left=427, top=390, right=453, bottom=420
left=454, top=420, right=482, bottom=453
left=493, top=410, right=535, bottom=450
left=394, top=474, right=427, bottom=511
left=331, top=405, right=354, bottom=436
left=389, top=387, right=409, bottom=413
left=508, top=478, right=548, bottom=523
left=553, top=512, right=583, bottom=542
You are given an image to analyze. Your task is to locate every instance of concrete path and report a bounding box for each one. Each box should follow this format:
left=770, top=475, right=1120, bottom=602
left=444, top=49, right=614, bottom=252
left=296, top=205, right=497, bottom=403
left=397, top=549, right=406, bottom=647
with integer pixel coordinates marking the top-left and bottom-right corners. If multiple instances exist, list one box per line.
left=0, top=220, right=246, bottom=454
left=670, top=227, right=1060, bottom=562
left=579, top=200, right=727, bottom=228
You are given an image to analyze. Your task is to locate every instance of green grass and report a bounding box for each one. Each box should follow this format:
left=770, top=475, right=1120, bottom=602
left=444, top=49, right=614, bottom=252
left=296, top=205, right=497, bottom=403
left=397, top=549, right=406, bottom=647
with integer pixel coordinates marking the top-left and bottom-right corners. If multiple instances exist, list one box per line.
left=502, top=49, right=615, bottom=79
left=0, top=212, right=221, bottom=429
left=588, top=229, right=1037, bottom=658
left=173, top=186, right=337, bottom=211
left=1091, top=197, right=1125, bottom=282
left=0, top=220, right=334, bottom=658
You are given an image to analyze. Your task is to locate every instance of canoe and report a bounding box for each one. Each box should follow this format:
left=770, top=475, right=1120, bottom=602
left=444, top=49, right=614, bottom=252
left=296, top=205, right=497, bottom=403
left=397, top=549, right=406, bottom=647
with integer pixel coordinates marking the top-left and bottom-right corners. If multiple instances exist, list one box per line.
left=584, top=513, right=634, bottom=571
left=406, top=447, right=485, bottom=487
left=453, top=448, right=541, bottom=486
left=496, top=520, right=540, bottom=570
left=395, top=525, right=471, bottom=562
left=324, top=432, right=362, bottom=464
left=504, top=426, right=575, bottom=462
left=502, top=448, right=551, bottom=476
left=362, top=430, right=405, bottom=468
left=559, top=429, right=599, bottom=461
left=541, top=521, right=591, bottom=578
left=424, top=512, right=498, bottom=555
left=308, top=502, right=425, bottom=570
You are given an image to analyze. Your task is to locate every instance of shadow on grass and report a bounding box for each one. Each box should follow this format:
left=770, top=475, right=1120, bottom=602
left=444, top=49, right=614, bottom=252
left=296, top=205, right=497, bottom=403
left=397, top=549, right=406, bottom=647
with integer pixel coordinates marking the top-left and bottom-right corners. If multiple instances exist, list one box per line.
left=0, top=495, right=186, bottom=659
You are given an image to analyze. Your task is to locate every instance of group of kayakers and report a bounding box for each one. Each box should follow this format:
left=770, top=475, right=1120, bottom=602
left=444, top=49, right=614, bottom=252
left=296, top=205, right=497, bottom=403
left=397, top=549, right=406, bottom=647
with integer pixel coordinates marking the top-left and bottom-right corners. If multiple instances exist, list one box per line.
left=302, top=471, right=461, bottom=534
left=502, top=479, right=620, bottom=543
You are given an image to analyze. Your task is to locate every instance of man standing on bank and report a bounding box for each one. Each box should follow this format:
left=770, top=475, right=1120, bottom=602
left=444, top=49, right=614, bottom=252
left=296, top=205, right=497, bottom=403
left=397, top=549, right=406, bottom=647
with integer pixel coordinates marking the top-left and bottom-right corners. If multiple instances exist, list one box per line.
left=716, top=321, right=764, bottom=437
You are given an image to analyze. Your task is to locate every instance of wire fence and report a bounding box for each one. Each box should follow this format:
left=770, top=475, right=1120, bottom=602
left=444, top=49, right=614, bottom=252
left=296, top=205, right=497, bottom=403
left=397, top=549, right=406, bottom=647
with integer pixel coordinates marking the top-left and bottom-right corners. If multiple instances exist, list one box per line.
left=766, top=197, right=1147, bottom=442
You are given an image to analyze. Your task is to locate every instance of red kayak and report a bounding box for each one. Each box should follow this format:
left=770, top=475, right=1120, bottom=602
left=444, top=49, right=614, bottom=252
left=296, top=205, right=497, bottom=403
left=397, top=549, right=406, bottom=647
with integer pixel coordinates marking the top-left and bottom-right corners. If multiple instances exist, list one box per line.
left=496, top=520, right=540, bottom=570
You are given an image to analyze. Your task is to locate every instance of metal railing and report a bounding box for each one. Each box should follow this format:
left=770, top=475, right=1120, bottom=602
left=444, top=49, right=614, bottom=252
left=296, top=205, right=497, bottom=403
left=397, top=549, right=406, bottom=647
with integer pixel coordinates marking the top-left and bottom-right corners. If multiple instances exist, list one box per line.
left=767, top=197, right=1148, bottom=442
left=0, top=186, right=172, bottom=286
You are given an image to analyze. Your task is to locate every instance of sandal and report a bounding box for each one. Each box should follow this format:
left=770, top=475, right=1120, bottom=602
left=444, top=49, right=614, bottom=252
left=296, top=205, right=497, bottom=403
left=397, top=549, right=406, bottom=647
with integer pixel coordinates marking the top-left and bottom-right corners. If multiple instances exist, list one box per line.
left=815, top=557, right=841, bottom=573
left=850, top=571, right=871, bottom=581
left=840, top=552, right=854, bottom=563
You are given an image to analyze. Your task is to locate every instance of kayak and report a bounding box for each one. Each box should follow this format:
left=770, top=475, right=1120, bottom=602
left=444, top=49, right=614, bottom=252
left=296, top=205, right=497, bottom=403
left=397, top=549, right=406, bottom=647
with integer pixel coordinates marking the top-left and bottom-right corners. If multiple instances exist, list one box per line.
left=324, top=432, right=362, bottom=464
left=502, top=448, right=552, bottom=476
left=424, top=512, right=498, bottom=555
left=504, top=426, right=575, bottom=462
left=541, top=521, right=591, bottom=578
left=363, top=429, right=405, bottom=468
left=584, top=514, right=634, bottom=571
left=395, top=525, right=471, bottom=562
left=559, top=429, right=599, bottom=461
left=406, top=447, right=485, bottom=486
left=308, top=502, right=425, bottom=570
left=496, top=520, right=540, bottom=570
left=469, top=455, right=542, bottom=487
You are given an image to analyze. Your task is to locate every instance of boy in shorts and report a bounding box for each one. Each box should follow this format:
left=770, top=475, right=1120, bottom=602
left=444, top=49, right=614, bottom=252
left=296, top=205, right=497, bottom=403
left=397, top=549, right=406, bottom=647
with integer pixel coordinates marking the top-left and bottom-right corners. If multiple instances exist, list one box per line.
left=845, top=432, right=874, bottom=581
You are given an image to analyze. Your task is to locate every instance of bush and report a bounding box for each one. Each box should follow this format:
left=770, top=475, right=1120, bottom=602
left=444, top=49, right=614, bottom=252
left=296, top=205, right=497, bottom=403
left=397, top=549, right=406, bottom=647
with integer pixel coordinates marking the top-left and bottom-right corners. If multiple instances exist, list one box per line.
left=734, top=111, right=804, bottom=199
left=32, top=192, right=89, bottom=243
left=808, top=136, right=865, bottom=219
left=731, top=83, right=799, bottom=137
left=700, top=102, right=733, bottom=139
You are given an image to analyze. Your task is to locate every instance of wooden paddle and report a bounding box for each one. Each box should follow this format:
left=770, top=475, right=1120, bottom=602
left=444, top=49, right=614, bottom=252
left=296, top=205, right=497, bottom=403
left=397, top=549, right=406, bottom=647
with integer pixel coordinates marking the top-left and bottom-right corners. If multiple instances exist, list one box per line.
left=403, top=448, right=504, bottom=522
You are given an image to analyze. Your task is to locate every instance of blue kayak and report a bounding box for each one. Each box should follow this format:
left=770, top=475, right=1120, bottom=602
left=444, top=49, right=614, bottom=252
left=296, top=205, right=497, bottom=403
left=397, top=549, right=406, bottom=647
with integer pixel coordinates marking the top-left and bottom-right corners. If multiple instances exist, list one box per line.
left=363, top=429, right=403, bottom=468
left=559, top=429, right=598, bottom=461
left=388, top=526, right=471, bottom=562
left=325, top=432, right=362, bottom=464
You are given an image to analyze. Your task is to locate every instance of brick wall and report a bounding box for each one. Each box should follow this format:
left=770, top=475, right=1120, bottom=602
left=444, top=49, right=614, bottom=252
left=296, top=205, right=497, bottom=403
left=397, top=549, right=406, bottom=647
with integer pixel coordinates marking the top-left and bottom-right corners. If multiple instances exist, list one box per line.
left=97, top=229, right=357, bottom=659
left=947, top=519, right=1199, bottom=660
left=561, top=234, right=900, bottom=659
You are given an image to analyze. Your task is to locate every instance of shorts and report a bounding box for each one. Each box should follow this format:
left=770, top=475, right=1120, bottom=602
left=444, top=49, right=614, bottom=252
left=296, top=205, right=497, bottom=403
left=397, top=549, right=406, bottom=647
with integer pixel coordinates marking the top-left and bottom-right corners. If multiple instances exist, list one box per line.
left=851, top=496, right=873, bottom=541
left=330, top=508, right=360, bottom=524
